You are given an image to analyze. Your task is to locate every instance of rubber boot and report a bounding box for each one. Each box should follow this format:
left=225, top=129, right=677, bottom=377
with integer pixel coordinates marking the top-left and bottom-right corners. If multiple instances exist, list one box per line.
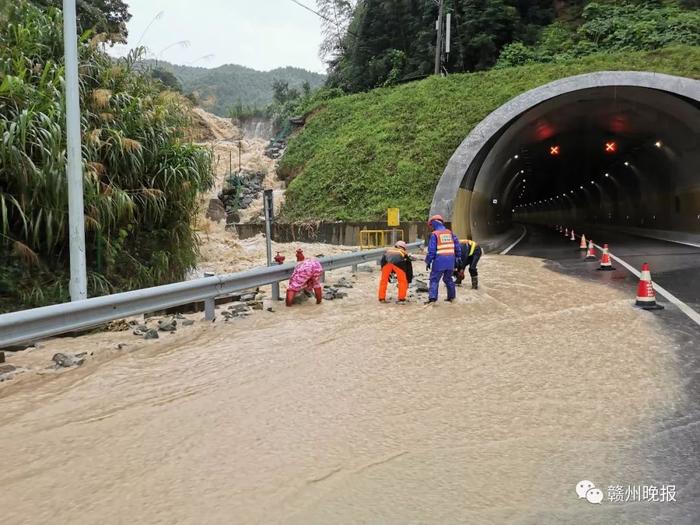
left=314, top=286, right=323, bottom=304
left=285, top=289, right=296, bottom=307
left=471, top=276, right=479, bottom=290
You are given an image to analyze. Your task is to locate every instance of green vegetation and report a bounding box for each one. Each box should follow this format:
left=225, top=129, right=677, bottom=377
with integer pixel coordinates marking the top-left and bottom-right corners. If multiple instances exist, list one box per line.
left=0, top=2, right=213, bottom=311
left=30, top=0, right=131, bottom=43
left=150, top=60, right=326, bottom=117
left=497, top=1, right=700, bottom=68
left=279, top=46, right=700, bottom=222
left=322, top=0, right=699, bottom=92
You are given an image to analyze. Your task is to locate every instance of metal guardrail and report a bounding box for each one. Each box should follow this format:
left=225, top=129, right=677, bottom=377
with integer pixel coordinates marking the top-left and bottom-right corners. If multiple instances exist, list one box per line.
left=0, top=241, right=423, bottom=348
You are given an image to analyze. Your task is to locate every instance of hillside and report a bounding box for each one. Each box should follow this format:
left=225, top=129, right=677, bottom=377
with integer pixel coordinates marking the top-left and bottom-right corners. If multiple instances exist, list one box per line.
left=278, top=46, right=700, bottom=222
left=148, top=60, right=326, bottom=116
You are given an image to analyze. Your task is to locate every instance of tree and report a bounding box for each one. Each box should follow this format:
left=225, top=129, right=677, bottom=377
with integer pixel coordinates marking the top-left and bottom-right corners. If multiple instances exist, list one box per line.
left=150, top=68, right=182, bottom=92
left=317, top=0, right=359, bottom=63
left=30, top=0, right=131, bottom=43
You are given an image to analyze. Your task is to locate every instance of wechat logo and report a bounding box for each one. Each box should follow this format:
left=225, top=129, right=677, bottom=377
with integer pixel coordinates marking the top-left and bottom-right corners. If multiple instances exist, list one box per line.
left=576, top=480, right=604, bottom=504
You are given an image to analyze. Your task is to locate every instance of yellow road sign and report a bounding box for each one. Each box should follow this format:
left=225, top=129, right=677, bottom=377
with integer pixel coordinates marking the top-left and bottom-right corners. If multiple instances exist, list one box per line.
left=387, top=208, right=400, bottom=227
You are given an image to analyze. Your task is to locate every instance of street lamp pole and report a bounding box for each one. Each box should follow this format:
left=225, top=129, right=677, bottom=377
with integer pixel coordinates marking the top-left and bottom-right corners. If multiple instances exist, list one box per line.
left=63, top=0, right=88, bottom=300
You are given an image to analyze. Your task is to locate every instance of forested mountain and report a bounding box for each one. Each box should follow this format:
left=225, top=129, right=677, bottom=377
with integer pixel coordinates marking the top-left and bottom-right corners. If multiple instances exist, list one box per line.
left=146, top=61, right=326, bottom=117
left=320, top=0, right=700, bottom=93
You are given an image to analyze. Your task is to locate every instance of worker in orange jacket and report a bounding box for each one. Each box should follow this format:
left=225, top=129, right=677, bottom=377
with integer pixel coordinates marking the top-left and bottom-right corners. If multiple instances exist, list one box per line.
left=378, top=240, right=413, bottom=303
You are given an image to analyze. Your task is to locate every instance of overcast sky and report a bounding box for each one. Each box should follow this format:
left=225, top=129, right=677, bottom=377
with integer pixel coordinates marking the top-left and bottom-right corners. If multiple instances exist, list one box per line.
left=110, top=0, right=326, bottom=73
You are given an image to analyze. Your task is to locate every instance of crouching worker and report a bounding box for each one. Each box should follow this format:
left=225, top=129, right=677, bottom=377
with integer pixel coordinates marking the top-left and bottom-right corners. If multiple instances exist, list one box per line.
left=425, top=215, right=461, bottom=303
left=455, top=238, right=482, bottom=289
left=286, top=249, right=323, bottom=307
left=378, top=240, right=413, bottom=303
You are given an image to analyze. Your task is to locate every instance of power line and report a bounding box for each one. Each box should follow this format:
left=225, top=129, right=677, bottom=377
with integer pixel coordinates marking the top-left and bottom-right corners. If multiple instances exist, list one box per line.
left=288, top=0, right=360, bottom=39
left=289, top=0, right=336, bottom=25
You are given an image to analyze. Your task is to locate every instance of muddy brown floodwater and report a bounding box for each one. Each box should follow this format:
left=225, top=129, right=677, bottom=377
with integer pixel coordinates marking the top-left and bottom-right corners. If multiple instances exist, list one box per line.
left=0, top=256, right=688, bottom=524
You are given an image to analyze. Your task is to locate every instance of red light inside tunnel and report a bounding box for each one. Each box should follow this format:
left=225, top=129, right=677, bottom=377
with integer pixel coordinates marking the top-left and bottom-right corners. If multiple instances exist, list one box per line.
left=605, top=141, right=617, bottom=153
left=550, top=145, right=560, bottom=156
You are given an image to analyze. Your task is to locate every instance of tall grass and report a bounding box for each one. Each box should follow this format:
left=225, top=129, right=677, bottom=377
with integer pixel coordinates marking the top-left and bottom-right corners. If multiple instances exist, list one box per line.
left=0, top=1, right=213, bottom=311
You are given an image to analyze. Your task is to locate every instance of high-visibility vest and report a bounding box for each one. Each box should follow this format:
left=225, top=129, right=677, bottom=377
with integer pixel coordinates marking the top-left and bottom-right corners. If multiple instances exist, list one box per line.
left=434, top=229, right=455, bottom=256
left=460, top=239, right=478, bottom=256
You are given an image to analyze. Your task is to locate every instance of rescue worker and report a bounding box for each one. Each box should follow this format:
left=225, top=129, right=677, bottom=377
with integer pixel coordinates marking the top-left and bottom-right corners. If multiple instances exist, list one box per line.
left=425, top=214, right=461, bottom=303
left=285, top=249, right=323, bottom=307
left=378, top=240, right=413, bottom=303
left=455, top=238, right=482, bottom=289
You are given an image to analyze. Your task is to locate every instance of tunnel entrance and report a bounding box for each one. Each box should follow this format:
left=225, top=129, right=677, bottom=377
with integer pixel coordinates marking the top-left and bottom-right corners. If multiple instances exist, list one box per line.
left=430, top=72, right=700, bottom=242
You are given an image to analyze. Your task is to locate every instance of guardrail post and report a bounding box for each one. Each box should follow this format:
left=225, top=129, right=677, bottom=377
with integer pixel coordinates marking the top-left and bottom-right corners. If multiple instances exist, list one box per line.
left=352, top=264, right=358, bottom=273
left=204, top=272, right=216, bottom=321
left=271, top=282, right=280, bottom=301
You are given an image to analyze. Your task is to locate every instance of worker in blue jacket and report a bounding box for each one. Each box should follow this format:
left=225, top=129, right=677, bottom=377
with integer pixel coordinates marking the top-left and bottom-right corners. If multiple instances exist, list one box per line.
left=425, top=214, right=461, bottom=303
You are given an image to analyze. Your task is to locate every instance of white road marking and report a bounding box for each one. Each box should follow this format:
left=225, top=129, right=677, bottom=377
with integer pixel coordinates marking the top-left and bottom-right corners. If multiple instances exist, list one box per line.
left=500, top=225, right=527, bottom=255
left=591, top=241, right=700, bottom=328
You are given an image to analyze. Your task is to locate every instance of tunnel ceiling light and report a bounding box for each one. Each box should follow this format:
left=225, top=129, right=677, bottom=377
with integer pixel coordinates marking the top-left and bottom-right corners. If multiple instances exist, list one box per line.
left=654, top=141, right=662, bottom=148
left=520, top=170, right=525, bottom=174
left=624, top=161, right=630, bottom=166
left=605, top=141, right=617, bottom=153
left=605, top=173, right=610, bottom=177
left=549, top=145, right=560, bottom=156
left=580, top=185, right=584, bottom=189
left=570, top=190, right=574, bottom=193
left=590, top=181, right=595, bottom=184
left=514, top=154, right=519, bottom=159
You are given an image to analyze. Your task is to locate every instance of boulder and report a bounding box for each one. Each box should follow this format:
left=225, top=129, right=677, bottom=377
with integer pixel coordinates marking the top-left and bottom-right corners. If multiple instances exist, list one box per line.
left=0, top=363, right=17, bottom=381
left=205, top=198, right=227, bottom=222
left=158, top=318, right=177, bottom=332
left=144, top=328, right=159, bottom=340
left=52, top=352, right=85, bottom=368
left=229, top=304, right=251, bottom=314
left=413, top=280, right=429, bottom=293
left=334, top=277, right=353, bottom=288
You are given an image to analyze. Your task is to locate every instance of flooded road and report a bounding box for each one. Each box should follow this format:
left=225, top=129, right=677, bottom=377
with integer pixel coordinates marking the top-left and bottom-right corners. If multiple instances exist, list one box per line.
left=1, top=256, right=696, bottom=524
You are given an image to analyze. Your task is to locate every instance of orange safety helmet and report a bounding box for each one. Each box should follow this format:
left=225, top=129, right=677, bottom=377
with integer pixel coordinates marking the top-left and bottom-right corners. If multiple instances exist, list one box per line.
left=428, top=214, right=444, bottom=228
left=395, top=240, right=407, bottom=249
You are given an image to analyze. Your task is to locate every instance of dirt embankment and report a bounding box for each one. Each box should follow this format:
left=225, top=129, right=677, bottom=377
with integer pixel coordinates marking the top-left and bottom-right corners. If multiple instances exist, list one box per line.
left=190, top=107, right=289, bottom=273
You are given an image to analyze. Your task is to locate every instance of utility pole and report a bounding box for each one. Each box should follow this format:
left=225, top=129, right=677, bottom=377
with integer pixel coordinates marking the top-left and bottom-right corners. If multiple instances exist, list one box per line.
left=434, top=0, right=445, bottom=75
left=63, top=0, right=87, bottom=301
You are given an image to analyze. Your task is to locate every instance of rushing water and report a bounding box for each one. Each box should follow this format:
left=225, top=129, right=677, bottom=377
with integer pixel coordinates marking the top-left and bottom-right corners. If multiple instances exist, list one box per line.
left=0, top=257, right=692, bottom=524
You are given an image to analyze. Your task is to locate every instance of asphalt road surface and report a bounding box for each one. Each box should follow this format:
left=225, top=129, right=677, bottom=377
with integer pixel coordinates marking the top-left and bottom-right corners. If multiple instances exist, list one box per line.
left=510, top=224, right=700, bottom=312
left=509, top=223, right=700, bottom=523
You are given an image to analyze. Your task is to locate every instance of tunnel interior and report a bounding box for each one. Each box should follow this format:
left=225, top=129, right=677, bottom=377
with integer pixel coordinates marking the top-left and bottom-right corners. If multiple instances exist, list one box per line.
left=456, top=85, right=700, bottom=241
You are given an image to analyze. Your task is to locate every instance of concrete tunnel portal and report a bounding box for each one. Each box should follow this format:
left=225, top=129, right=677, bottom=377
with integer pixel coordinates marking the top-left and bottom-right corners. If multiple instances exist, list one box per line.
left=429, top=72, right=700, bottom=242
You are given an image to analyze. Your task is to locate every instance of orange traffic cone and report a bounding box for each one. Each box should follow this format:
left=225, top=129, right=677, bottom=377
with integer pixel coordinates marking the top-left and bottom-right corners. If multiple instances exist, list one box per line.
left=579, top=234, right=587, bottom=250
left=635, top=263, right=664, bottom=310
left=570, top=229, right=576, bottom=241
left=597, top=244, right=615, bottom=271
left=585, top=240, right=597, bottom=260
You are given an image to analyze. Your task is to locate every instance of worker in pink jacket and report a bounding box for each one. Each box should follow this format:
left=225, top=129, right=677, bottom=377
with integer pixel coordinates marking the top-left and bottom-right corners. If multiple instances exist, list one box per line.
left=286, top=249, right=323, bottom=306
